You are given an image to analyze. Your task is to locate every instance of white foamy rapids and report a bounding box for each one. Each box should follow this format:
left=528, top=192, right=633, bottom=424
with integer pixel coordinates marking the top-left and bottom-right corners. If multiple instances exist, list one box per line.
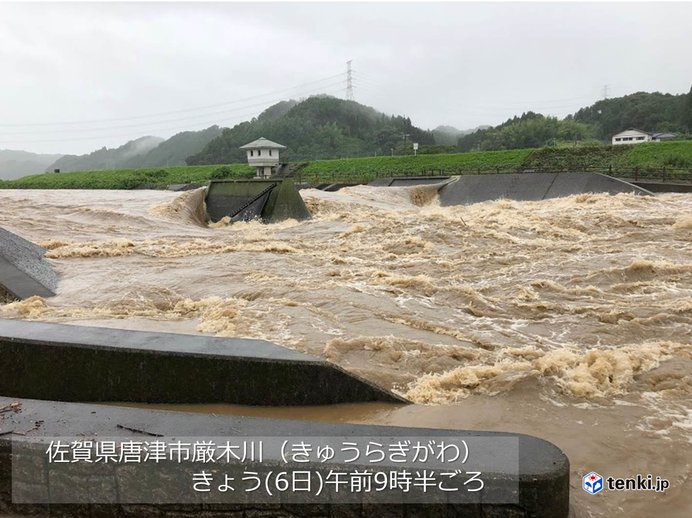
left=1, top=187, right=691, bottom=445
left=2, top=186, right=691, bottom=516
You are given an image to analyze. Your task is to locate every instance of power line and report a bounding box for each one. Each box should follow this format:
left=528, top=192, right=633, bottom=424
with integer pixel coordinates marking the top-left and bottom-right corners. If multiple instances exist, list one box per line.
left=355, top=70, right=600, bottom=108
left=353, top=83, right=385, bottom=102
left=456, top=102, right=595, bottom=115
left=354, top=83, right=591, bottom=115
left=351, top=71, right=389, bottom=91
left=0, top=79, right=348, bottom=136
left=0, top=72, right=346, bottom=128
left=0, top=86, right=349, bottom=145
left=346, top=60, right=354, bottom=101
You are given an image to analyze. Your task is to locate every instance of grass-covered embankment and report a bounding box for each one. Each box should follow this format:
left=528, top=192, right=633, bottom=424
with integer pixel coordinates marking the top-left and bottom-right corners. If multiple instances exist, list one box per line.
left=295, top=148, right=533, bottom=183
left=523, top=141, right=692, bottom=172
left=1, top=141, right=690, bottom=190
left=0, top=164, right=254, bottom=190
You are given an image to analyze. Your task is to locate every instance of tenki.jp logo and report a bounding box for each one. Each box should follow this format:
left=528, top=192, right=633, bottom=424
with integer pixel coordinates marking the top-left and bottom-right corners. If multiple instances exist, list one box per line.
left=582, top=471, right=669, bottom=495
left=583, top=472, right=604, bottom=495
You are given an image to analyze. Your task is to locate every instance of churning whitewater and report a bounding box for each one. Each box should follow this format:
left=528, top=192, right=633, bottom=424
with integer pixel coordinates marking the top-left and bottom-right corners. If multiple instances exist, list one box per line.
left=0, top=186, right=690, bottom=517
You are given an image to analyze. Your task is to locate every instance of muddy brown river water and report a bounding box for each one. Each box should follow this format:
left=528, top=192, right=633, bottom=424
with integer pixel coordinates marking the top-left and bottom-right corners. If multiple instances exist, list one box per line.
left=0, top=186, right=690, bottom=517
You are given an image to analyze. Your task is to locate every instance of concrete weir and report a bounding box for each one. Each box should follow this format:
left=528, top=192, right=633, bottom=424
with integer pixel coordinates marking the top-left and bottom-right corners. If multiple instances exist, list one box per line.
left=205, top=179, right=311, bottom=223
left=0, top=319, right=403, bottom=406
left=437, top=172, right=653, bottom=205
left=0, top=397, right=571, bottom=517
left=0, top=227, right=57, bottom=300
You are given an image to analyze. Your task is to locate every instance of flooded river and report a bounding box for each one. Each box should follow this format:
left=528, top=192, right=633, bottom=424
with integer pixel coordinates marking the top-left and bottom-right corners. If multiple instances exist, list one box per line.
left=0, top=186, right=690, bottom=517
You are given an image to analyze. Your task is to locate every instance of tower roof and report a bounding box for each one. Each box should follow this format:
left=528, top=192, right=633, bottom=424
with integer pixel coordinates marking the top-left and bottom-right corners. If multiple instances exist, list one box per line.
left=239, top=137, right=287, bottom=150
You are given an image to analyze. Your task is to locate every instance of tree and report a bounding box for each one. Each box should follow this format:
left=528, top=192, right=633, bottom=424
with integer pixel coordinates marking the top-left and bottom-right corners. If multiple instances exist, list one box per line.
left=683, top=85, right=692, bottom=133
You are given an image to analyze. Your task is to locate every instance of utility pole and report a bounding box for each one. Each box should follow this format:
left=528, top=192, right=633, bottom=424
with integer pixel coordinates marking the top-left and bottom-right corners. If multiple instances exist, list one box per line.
left=402, top=133, right=410, bottom=154
left=346, top=60, right=354, bottom=101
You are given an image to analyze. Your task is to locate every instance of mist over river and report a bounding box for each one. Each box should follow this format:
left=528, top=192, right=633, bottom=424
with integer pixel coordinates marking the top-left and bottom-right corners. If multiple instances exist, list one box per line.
left=1, top=186, right=690, bottom=517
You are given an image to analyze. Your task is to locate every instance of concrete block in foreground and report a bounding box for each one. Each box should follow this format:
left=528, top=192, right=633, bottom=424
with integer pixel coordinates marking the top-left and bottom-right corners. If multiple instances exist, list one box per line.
left=0, top=397, right=570, bottom=517
left=0, top=227, right=57, bottom=300
left=0, top=319, right=404, bottom=406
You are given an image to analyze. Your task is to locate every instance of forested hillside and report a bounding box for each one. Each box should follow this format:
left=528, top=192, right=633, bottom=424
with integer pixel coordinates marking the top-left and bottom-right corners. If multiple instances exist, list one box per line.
left=186, top=96, right=435, bottom=165
left=122, top=126, right=222, bottom=168
left=49, top=136, right=164, bottom=172
left=457, top=112, right=597, bottom=151
left=458, top=90, right=692, bottom=152
left=5, top=89, right=691, bottom=178
left=47, top=127, right=222, bottom=172
left=572, top=90, right=690, bottom=138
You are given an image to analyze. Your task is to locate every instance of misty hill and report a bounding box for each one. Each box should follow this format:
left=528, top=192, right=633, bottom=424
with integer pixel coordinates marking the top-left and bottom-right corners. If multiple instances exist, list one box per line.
left=0, top=150, right=64, bottom=180
left=186, top=96, right=435, bottom=165
left=48, top=125, right=223, bottom=172
left=432, top=125, right=491, bottom=145
left=255, top=100, right=299, bottom=122
left=49, top=136, right=164, bottom=173
left=122, top=126, right=222, bottom=168
left=432, top=126, right=464, bottom=146
left=457, top=89, right=691, bottom=151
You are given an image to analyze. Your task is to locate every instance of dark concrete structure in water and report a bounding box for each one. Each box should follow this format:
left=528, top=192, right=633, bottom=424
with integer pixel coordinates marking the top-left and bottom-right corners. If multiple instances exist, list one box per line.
left=437, top=172, right=653, bottom=206
left=0, top=319, right=402, bottom=406
left=205, top=179, right=311, bottom=223
left=0, top=227, right=57, bottom=300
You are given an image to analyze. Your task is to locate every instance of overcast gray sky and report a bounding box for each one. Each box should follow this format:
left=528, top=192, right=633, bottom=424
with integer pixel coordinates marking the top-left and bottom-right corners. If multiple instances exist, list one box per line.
left=1, top=1, right=691, bottom=155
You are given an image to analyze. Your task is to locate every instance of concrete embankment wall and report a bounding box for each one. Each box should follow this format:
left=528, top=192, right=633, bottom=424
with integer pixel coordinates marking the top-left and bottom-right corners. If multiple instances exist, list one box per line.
left=0, top=319, right=403, bottom=406
left=0, top=396, right=571, bottom=518
left=0, top=227, right=57, bottom=299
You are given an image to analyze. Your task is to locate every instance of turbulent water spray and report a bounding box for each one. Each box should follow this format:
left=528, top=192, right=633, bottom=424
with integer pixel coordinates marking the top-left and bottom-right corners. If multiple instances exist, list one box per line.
left=0, top=185, right=690, bottom=516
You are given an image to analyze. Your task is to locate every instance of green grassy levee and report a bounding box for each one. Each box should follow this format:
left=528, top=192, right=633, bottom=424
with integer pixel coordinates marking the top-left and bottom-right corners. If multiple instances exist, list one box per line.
left=1, top=141, right=690, bottom=190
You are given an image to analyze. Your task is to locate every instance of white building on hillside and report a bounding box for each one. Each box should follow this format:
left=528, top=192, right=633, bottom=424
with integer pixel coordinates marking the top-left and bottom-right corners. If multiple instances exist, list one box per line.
left=240, top=137, right=287, bottom=178
left=612, top=129, right=652, bottom=145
